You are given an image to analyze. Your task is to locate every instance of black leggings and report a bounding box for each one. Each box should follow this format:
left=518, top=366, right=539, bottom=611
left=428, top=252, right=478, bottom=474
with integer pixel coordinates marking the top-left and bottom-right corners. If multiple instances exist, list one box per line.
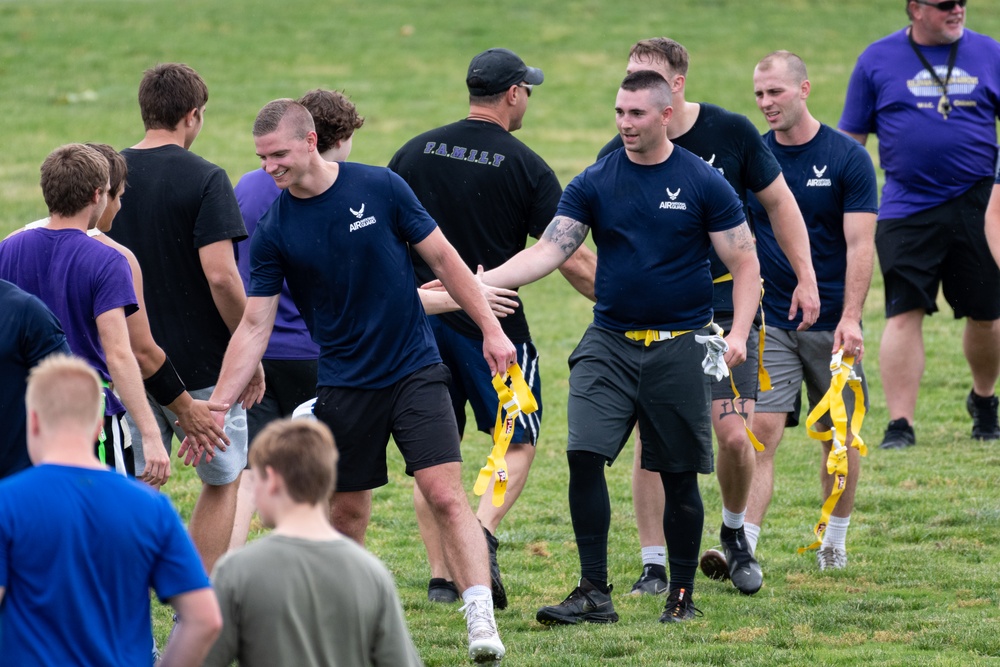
left=660, top=470, right=703, bottom=591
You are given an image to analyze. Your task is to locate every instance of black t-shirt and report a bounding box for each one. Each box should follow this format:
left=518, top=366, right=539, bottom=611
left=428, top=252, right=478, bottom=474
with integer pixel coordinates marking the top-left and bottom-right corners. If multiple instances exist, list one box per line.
left=0, top=279, right=69, bottom=479
left=598, top=103, right=781, bottom=314
left=389, top=119, right=561, bottom=343
left=110, top=146, right=246, bottom=389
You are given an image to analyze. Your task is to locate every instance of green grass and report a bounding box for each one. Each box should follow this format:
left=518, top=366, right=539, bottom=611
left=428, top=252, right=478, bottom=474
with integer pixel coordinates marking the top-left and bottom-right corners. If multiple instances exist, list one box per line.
left=3, top=0, right=1000, bottom=665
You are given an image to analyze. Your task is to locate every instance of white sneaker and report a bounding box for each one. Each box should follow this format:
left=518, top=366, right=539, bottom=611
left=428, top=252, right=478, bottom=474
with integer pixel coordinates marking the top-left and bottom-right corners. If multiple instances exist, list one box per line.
left=460, top=595, right=505, bottom=663
left=817, top=545, right=848, bottom=571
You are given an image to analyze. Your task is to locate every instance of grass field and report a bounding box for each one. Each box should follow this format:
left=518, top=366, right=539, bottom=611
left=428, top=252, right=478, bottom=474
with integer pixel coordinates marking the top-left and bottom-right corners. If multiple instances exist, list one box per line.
left=3, top=0, right=1000, bottom=665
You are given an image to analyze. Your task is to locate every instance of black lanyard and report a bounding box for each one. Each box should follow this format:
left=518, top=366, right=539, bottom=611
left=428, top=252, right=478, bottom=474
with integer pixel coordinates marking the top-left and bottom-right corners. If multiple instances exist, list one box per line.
left=908, top=29, right=960, bottom=119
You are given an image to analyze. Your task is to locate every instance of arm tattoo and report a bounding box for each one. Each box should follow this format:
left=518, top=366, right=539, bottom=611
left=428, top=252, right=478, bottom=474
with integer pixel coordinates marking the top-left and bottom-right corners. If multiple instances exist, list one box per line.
left=723, top=222, right=756, bottom=253
left=541, top=215, right=589, bottom=259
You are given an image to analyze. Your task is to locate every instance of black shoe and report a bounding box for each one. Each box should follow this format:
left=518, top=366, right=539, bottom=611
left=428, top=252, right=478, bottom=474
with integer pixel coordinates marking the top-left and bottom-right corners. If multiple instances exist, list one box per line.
left=878, top=418, right=915, bottom=449
left=627, top=564, right=668, bottom=596
left=659, top=587, right=703, bottom=623
left=428, top=578, right=459, bottom=603
left=967, top=391, right=1000, bottom=440
left=483, top=527, right=507, bottom=610
left=719, top=525, right=762, bottom=595
left=536, top=578, right=619, bottom=625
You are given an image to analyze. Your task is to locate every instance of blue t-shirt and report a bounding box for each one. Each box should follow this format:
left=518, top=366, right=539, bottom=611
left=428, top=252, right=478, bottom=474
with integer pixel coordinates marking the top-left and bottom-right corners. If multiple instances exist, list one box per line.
left=0, top=228, right=137, bottom=416
left=250, top=163, right=441, bottom=389
left=749, top=125, right=879, bottom=331
left=0, top=281, right=69, bottom=479
left=235, top=169, right=320, bottom=361
left=840, top=28, right=1000, bottom=219
left=559, top=147, right=745, bottom=331
left=0, top=465, right=209, bottom=666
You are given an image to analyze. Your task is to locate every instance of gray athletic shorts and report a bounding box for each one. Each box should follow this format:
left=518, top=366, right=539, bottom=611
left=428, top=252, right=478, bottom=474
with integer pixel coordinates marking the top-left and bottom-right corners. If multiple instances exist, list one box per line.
left=129, top=385, right=248, bottom=485
left=712, top=315, right=760, bottom=402
left=566, top=324, right=713, bottom=474
left=755, top=328, right=869, bottom=429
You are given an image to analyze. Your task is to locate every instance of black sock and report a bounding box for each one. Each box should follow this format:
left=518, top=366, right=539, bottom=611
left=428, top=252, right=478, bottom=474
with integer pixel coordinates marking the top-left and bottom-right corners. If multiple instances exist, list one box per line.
left=661, top=470, right=703, bottom=591
left=568, top=450, right=611, bottom=590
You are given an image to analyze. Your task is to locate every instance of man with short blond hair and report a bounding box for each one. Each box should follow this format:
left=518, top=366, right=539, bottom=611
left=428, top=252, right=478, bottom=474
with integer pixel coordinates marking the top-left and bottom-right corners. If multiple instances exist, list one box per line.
left=205, top=419, right=422, bottom=667
left=205, top=98, right=514, bottom=662
left=0, top=354, right=220, bottom=666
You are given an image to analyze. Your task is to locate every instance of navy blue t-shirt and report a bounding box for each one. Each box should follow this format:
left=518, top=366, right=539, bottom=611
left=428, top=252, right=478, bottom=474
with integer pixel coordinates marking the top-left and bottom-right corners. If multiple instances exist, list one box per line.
left=0, top=280, right=69, bottom=479
left=598, top=103, right=782, bottom=314
left=560, top=146, right=745, bottom=331
left=250, top=163, right=442, bottom=389
left=748, top=124, right=878, bottom=330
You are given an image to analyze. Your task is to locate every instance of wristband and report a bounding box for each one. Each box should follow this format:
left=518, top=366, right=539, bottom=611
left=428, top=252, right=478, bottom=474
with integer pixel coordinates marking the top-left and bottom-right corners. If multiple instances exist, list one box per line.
left=144, top=356, right=186, bottom=406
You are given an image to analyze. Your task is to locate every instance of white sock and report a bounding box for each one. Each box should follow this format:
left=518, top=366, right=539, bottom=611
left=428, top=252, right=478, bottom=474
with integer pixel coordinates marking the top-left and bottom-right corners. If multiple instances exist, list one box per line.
left=821, top=515, right=850, bottom=550
left=641, top=546, right=666, bottom=567
left=722, top=506, right=746, bottom=530
left=461, top=585, right=492, bottom=604
left=743, top=522, right=761, bottom=555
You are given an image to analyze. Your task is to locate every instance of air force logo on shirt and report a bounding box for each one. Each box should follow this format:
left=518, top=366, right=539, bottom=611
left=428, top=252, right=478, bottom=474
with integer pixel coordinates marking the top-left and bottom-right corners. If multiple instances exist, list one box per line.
left=349, top=202, right=377, bottom=231
left=704, top=154, right=725, bottom=176
left=660, top=187, right=688, bottom=210
left=807, top=165, right=831, bottom=187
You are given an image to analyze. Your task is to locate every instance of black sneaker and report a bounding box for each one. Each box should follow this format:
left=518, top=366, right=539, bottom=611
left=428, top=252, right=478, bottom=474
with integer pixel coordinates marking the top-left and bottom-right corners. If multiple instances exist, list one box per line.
left=967, top=391, right=1000, bottom=440
left=659, top=587, right=703, bottom=623
left=627, top=564, right=668, bottom=596
left=719, top=525, right=762, bottom=595
left=428, top=578, right=459, bottom=603
left=536, top=578, right=619, bottom=625
left=878, top=418, right=915, bottom=449
left=483, top=527, right=507, bottom=610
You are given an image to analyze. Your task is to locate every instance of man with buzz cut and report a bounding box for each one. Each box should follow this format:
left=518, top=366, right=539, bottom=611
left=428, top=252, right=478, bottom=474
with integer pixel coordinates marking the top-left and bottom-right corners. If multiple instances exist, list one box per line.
left=205, top=419, right=422, bottom=667
left=108, top=63, right=253, bottom=574
left=203, top=98, right=515, bottom=662
left=483, top=69, right=760, bottom=624
left=730, top=51, right=877, bottom=573
left=389, top=47, right=596, bottom=609
left=840, top=0, right=1000, bottom=450
left=597, top=37, right=819, bottom=598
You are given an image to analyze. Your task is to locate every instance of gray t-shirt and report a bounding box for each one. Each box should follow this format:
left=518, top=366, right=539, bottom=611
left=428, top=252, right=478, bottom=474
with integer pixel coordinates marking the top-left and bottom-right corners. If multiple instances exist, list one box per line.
left=204, top=534, right=423, bottom=667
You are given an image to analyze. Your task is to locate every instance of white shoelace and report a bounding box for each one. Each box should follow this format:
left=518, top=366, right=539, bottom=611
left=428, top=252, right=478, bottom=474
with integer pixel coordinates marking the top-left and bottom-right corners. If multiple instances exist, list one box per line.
left=460, top=597, right=498, bottom=640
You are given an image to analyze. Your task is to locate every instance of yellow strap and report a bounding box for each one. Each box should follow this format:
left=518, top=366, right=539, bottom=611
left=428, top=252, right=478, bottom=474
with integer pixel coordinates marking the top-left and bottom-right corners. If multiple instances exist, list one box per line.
left=714, top=324, right=765, bottom=453
left=713, top=273, right=733, bottom=284
left=474, top=364, right=538, bottom=507
left=624, top=329, right=693, bottom=347
left=797, top=351, right=867, bottom=554
left=757, top=281, right=771, bottom=392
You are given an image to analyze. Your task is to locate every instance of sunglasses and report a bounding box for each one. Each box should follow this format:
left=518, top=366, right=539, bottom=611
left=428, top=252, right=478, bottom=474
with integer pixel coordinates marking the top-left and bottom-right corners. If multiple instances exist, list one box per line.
left=913, top=0, right=966, bottom=10
left=516, top=83, right=533, bottom=97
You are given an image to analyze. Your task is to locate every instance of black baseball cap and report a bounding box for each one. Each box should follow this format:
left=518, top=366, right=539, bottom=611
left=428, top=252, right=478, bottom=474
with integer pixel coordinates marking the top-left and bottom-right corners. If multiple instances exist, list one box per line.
left=466, top=48, right=544, bottom=96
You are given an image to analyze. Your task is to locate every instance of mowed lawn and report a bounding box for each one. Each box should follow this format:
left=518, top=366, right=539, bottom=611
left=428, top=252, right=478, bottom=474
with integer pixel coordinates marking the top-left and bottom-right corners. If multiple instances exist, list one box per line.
left=2, top=1, right=1000, bottom=665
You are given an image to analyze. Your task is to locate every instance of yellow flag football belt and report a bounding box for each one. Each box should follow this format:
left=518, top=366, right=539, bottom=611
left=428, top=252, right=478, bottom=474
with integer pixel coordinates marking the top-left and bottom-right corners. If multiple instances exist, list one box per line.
left=474, top=364, right=538, bottom=508
left=798, top=350, right=868, bottom=554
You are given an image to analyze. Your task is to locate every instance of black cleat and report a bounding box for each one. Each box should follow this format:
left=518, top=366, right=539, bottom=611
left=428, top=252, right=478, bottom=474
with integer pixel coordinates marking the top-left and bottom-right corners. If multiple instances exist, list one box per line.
left=659, top=587, right=703, bottom=623
left=699, top=548, right=730, bottom=581
left=536, top=578, right=619, bottom=625
left=483, top=527, right=507, bottom=610
left=967, top=391, right=1000, bottom=440
left=878, top=418, right=916, bottom=450
left=720, top=525, right=762, bottom=595
left=428, top=578, right=459, bottom=603
left=627, top=564, right=668, bottom=596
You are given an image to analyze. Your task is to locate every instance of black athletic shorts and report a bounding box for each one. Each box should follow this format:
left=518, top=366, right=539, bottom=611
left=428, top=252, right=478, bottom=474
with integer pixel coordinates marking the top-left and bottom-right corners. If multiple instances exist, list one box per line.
left=877, top=177, right=1000, bottom=320
left=245, top=358, right=319, bottom=467
left=566, top=325, right=713, bottom=474
left=314, top=363, right=462, bottom=492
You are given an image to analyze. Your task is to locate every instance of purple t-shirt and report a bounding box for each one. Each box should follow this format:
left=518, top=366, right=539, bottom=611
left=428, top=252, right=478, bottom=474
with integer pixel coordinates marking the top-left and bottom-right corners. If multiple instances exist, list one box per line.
left=234, top=169, right=319, bottom=361
left=839, top=28, right=1000, bottom=219
left=0, top=228, right=137, bottom=415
